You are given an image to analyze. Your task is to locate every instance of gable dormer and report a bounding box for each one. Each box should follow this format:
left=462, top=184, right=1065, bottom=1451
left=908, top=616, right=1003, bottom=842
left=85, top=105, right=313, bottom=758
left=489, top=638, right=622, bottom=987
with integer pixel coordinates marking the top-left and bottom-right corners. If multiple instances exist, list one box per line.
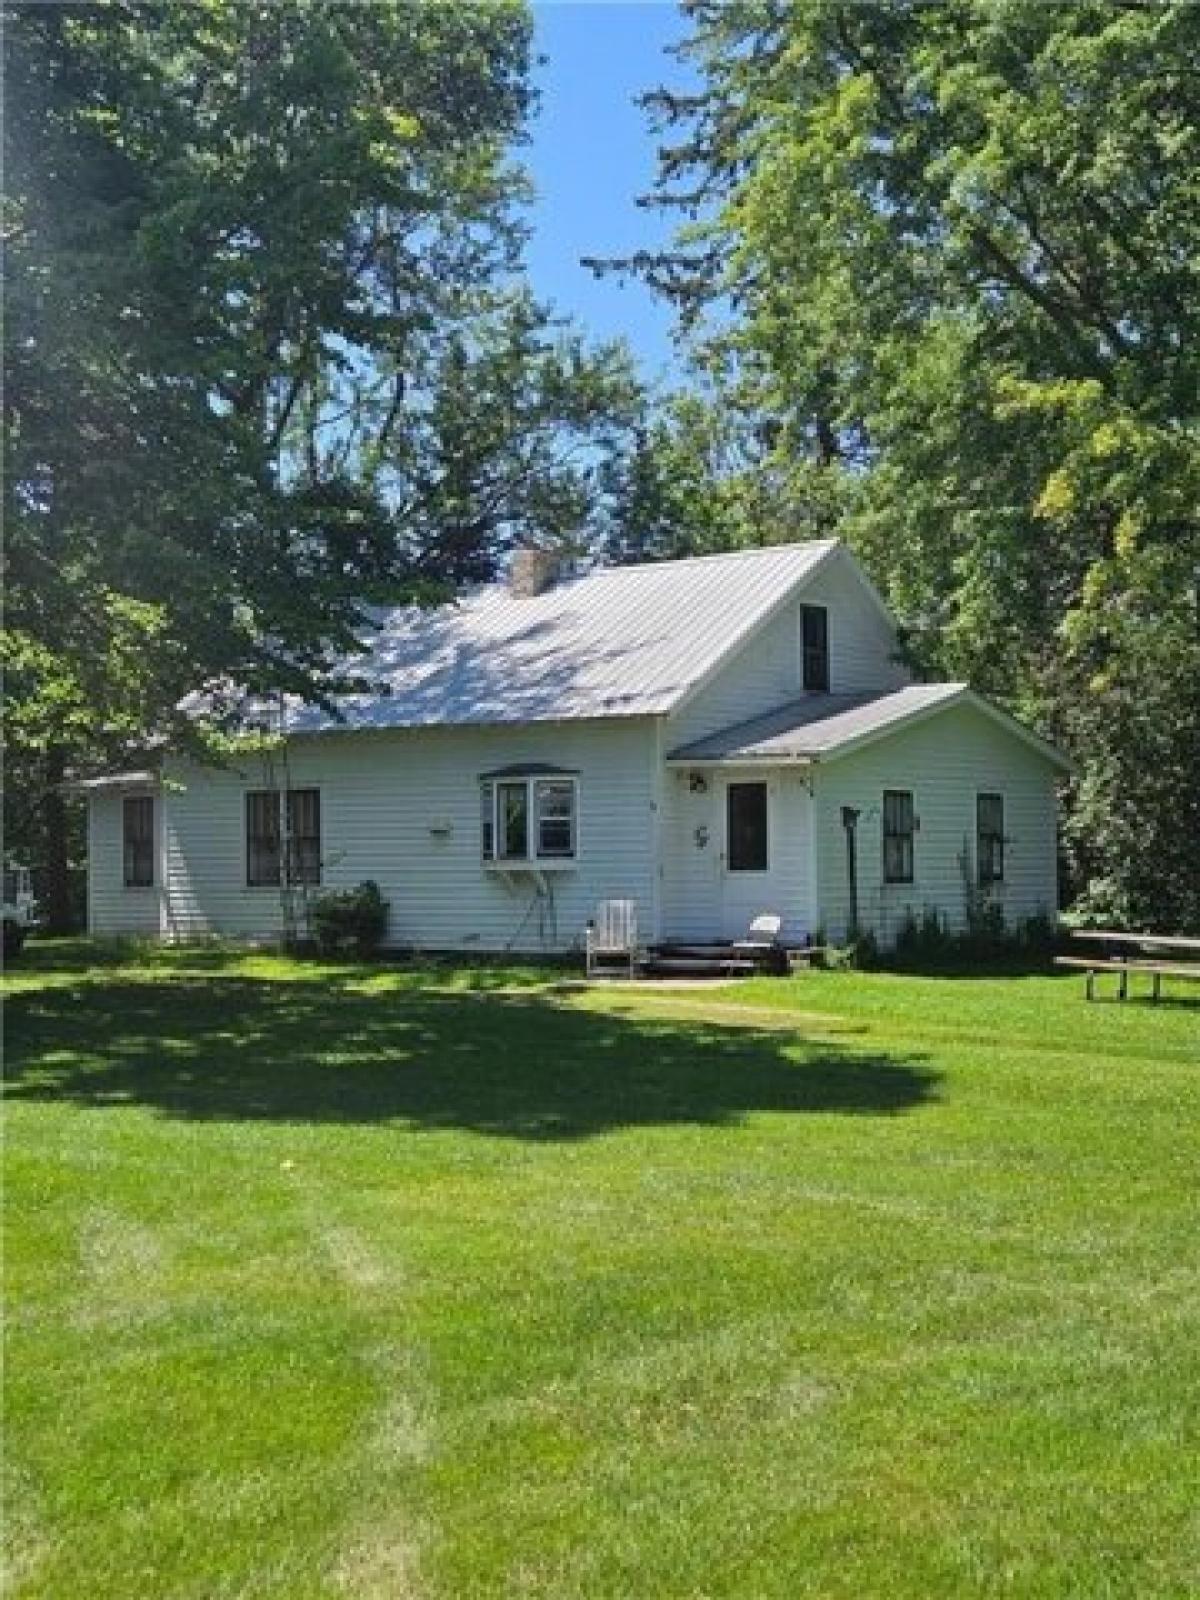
left=666, top=544, right=909, bottom=747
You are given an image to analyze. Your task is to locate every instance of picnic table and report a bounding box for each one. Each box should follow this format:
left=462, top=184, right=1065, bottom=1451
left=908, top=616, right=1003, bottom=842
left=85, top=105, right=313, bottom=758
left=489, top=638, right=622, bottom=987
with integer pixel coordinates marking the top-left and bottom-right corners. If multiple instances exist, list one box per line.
left=1055, top=928, right=1200, bottom=1002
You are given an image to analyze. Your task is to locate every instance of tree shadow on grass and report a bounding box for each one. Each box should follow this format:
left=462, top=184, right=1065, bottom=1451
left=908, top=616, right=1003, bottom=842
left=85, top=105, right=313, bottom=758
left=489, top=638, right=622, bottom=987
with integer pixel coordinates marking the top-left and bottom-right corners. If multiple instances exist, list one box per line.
left=5, top=976, right=939, bottom=1140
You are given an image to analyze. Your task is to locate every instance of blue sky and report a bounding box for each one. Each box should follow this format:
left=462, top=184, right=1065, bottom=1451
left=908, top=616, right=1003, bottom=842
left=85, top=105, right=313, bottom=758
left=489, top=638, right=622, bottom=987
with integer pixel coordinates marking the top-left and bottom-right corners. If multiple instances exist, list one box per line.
left=524, top=1, right=691, bottom=380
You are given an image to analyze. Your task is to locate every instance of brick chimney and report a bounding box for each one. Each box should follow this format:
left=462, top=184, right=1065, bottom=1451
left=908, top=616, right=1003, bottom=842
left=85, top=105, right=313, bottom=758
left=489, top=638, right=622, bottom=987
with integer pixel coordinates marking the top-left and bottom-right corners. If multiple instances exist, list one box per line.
left=509, top=546, right=561, bottom=598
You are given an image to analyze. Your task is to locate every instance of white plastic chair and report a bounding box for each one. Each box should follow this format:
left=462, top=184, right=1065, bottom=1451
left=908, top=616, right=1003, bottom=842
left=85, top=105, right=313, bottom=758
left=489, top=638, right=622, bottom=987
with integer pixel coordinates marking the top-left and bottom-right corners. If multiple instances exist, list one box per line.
left=732, top=912, right=782, bottom=952
left=586, top=899, right=640, bottom=978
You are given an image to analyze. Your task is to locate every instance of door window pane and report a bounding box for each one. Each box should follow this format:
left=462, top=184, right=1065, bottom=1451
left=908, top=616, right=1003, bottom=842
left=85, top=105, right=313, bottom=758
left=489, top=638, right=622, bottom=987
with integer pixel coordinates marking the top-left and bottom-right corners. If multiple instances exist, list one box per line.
left=727, top=782, right=768, bottom=872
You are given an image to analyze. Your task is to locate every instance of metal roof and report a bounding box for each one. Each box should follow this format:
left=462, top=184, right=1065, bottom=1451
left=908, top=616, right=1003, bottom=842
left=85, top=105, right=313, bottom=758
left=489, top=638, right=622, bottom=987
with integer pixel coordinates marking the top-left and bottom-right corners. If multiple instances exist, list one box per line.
left=667, top=683, right=1071, bottom=769
left=669, top=685, right=969, bottom=762
left=282, top=540, right=840, bottom=733
left=478, top=762, right=579, bottom=779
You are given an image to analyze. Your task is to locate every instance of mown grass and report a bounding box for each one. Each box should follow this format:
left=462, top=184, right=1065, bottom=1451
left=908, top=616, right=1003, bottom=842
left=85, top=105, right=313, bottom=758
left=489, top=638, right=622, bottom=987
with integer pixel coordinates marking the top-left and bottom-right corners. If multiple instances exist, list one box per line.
left=4, top=940, right=1197, bottom=1598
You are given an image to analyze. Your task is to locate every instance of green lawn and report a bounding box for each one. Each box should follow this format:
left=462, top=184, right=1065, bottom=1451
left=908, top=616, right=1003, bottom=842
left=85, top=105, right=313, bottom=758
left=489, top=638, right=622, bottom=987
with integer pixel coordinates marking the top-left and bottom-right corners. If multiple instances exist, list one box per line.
left=4, top=942, right=1198, bottom=1599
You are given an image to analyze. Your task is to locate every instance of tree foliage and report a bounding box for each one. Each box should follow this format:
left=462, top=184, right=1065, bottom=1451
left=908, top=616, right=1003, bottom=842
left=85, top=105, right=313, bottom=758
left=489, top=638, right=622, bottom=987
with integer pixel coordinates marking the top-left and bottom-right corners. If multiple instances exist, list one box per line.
left=622, top=0, right=1200, bottom=928
left=3, top=0, right=639, bottom=920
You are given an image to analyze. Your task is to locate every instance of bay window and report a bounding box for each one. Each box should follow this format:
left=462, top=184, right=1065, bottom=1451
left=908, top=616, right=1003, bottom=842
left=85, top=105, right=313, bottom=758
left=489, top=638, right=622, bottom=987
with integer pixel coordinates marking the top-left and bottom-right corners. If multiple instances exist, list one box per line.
left=481, top=769, right=578, bottom=865
left=497, top=780, right=529, bottom=861
left=535, top=780, right=575, bottom=858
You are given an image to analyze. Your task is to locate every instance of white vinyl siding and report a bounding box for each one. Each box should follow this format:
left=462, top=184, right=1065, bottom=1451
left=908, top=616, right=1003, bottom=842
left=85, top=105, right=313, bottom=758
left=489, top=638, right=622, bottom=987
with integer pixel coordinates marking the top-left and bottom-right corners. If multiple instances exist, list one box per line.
left=659, top=764, right=816, bottom=944
left=667, top=599, right=807, bottom=748
left=667, top=548, right=909, bottom=749
left=797, top=556, right=908, bottom=695
left=87, top=789, right=163, bottom=936
left=813, top=703, right=1059, bottom=945
left=157, top=719, right=656, bottom=953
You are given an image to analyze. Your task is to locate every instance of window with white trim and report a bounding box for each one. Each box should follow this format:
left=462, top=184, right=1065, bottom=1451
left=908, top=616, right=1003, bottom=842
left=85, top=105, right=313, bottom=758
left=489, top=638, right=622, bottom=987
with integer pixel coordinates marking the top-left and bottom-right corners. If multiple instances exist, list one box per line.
left=481, top=773, right=578, bottom=864
left=535, top=779, right=575, bottom=858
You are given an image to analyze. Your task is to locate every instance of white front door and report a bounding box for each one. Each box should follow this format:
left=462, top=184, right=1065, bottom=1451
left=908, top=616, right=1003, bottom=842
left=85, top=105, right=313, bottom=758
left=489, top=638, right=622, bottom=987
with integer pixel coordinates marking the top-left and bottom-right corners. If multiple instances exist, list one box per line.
left=720, top=777, right=779, bottom=939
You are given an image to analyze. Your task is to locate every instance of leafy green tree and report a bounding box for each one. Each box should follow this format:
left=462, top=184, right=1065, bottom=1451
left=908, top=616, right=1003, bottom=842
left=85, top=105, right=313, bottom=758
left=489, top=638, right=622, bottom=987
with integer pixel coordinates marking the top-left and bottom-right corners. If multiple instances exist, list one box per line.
left=623, top=0, right=1200, bottom=927
left=3, top=0, right=537, bottom=923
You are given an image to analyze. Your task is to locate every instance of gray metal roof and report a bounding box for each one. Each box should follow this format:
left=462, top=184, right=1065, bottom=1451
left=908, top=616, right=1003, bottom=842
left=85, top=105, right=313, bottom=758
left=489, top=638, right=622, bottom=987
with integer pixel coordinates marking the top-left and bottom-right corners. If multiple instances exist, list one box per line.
left=282, top=540, right=840, bottom=732
left=667, top=684, right=972, bottom=763
left=667, top=683, right=1071, bottom=769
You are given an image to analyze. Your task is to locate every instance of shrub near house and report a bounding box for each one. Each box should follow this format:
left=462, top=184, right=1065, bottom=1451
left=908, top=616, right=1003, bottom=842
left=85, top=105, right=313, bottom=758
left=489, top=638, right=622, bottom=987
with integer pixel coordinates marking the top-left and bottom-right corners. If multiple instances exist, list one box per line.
left=309, top=881, right=389, bottom=957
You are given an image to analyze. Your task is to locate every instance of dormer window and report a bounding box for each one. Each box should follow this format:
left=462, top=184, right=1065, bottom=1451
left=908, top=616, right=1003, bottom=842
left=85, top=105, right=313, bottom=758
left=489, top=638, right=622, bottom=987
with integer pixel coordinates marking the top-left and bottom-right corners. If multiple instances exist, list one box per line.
left=480, top=766, right=578, bottom=866
left=801, top=604, right=829, bottom=691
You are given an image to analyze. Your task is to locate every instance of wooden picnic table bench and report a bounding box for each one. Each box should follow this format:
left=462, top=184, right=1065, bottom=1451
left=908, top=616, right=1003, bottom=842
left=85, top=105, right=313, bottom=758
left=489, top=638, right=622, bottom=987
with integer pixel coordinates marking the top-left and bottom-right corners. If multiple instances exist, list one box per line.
left=786, top=945, right=832, bottom=972
left=1055, top=929, right=1200, bottom=1002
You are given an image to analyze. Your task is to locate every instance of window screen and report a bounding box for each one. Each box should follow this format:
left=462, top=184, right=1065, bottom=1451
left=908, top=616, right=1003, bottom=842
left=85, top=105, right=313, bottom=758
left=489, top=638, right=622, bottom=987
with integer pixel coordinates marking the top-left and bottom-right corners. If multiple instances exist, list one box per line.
left=535, top=780, right=575, bottom=858
left=977, top=793, right=1005, bottom=886
left=481, top=785, right=495, bottom=860
left=882, top=790, right=914, bottom=883
left=286, top=789, right=321, bottom=885
left=247, top=790, right=320, bottom=886
left=497, top=781, right=529, bottom=860
left=246, top=792, right=281, bottom=886
left=801, top=604, right=830, bottom=692
left=123, top=796, right=154, bottom=887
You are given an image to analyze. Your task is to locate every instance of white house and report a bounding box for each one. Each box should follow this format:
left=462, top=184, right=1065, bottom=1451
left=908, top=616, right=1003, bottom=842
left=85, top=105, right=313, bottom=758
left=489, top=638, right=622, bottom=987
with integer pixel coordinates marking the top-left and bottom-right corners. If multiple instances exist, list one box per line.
left=81, top=540, right=1069, bottom=953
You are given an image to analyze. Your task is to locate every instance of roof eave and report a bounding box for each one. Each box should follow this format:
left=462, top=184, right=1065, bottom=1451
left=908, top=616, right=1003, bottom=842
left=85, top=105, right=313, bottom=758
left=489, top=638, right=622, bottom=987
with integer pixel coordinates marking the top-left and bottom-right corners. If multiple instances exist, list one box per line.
left=955, top=690, right=1075, bottom=773
left=665, top=752, right=819, bottom=768
left=63, top=769, right=161, bottom=793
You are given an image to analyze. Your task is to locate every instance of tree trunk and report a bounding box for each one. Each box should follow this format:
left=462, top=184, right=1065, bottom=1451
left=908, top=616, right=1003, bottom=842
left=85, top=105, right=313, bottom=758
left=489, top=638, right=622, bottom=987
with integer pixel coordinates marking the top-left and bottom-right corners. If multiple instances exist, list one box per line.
left=42, top=748, right=74, bottom=934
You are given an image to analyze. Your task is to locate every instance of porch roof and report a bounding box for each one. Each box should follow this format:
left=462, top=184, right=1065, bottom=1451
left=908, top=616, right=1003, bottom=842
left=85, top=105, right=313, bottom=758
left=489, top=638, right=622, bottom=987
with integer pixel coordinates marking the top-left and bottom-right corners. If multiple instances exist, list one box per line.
left=666, top=682, right=1077, bottom=772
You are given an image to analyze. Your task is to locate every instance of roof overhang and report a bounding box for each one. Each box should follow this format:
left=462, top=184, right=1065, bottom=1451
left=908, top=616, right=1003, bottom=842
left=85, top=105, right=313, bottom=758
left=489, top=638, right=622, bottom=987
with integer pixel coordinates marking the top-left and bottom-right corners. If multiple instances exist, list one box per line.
left=667, top=753, right=817, bottom=770
left=63, top=769, right=160, bottom=793
left=666, top=686, right=1074, bottom=773
left=478, top=762, right=581, bottom=780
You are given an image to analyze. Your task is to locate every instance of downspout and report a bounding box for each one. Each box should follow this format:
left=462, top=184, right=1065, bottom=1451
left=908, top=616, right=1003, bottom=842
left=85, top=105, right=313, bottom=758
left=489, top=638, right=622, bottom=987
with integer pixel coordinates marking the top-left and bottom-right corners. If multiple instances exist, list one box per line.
left=651, top=716, right=664, bottom=945
left=841, top=805, right=860, bottom=941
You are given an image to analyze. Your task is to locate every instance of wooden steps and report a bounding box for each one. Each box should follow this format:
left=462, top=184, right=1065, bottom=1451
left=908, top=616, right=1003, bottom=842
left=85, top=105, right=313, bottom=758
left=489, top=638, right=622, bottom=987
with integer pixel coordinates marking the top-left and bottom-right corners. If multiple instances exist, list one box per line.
left=641, top=942, right=784, bottom=979
left=644, top=956, right=758, bottom=977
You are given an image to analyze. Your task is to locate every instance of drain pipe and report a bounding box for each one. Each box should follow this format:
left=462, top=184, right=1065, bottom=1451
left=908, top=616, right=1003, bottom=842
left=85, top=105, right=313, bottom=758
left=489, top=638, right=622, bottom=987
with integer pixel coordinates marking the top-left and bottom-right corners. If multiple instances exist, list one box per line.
left=841, top=805, right=860, bottom=940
